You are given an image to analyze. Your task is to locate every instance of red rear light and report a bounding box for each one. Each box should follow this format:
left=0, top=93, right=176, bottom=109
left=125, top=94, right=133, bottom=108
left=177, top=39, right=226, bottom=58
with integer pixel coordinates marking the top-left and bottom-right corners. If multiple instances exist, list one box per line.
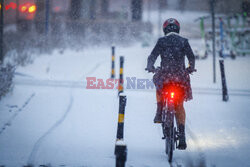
left=170, top=92, right=175, bottom=99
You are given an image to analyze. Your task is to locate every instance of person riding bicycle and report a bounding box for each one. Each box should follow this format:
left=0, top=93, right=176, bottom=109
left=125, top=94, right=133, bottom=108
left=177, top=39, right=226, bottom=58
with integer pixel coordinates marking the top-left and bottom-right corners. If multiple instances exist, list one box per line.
left=145, top=18, right=195, bottom=150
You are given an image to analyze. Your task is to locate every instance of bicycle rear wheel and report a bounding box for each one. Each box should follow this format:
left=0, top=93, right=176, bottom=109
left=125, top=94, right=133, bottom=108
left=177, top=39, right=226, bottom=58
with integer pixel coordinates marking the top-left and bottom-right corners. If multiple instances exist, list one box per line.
left=162, top=100, right=175, bottom=163
left=166, top=128, right=174, bottom=162
left=164, top=120, right=174, bottom=163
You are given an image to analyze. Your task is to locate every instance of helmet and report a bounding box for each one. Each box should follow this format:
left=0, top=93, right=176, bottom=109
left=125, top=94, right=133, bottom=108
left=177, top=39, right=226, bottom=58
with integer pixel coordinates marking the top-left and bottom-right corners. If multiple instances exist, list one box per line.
left=163, top=18, right=180, bottom=35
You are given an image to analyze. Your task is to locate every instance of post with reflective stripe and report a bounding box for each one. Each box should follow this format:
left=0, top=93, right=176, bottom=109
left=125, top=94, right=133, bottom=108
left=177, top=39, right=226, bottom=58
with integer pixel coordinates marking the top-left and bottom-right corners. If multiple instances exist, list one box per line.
left=111, top=46, right=115, bottom=79
left=45, top=0, right=50, bottom=36
left=118, top=56, right=124, bottom=95
left=115, top=94, right=127, bottom=167
left=116, top=94, right=126, bottom=140
left=219, top=60, right=229, bottom=102
left=0, top=0, right=4, bottom=64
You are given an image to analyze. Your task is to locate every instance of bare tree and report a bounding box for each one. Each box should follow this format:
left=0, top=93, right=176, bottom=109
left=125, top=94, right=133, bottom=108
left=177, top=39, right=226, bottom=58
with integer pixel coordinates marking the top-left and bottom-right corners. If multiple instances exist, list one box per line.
left=35, top=0, right=45, bottom=34
left=101, top=0, right=109, bottom=17
left=178, top=0, right=187, bottom=12
left=89, top=0, right=96, bottom=20
left=159, top=0, right=168, bottom=9
left=69, top=0, right=82, bottom=20
left=131, top=0, right=143, bottom=21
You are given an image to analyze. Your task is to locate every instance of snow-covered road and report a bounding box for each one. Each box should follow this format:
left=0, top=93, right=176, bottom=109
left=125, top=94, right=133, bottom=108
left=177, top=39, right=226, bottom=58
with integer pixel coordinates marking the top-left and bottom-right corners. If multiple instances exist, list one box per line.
left=1, top=83, right=250, bottom=166
left=1, top=32, right=250, bottom=167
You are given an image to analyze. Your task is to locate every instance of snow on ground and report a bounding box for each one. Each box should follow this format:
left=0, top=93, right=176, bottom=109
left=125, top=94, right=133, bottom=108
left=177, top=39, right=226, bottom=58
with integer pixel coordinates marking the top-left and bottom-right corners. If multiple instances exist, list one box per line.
left=1, top=43, right=250, bottom=167
left=1, top=10, right=250, bottom=167
left=15, top=42, right=250, bottom=90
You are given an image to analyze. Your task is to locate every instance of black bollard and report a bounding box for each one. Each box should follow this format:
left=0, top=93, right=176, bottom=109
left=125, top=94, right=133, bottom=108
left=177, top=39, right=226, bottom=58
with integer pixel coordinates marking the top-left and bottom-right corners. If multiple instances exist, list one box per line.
left=116, top=94, right=126, bottom=140
left=219, top=60, right=229, bottom=101
left=115, top=94, right=127, bottom=167
left=115, top=143, right=127, bottom=167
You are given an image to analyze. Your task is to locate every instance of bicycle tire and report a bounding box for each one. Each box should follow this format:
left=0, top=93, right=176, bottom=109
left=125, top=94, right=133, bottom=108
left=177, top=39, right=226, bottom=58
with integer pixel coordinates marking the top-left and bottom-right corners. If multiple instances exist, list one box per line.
left=167, top=125, right=174, bottom=163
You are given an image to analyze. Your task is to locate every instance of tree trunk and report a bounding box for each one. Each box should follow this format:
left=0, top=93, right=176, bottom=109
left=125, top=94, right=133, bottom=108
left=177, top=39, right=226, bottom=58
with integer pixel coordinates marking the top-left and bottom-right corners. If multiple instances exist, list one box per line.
left=89, top=0, right=96, bottom=20
left=101, top=0, right=109, bottom=17
left=131, top=0, right=143, bottom=21
left=69, top=0, right=82, bottom=20
left=159, top=0, right=167, bottom=9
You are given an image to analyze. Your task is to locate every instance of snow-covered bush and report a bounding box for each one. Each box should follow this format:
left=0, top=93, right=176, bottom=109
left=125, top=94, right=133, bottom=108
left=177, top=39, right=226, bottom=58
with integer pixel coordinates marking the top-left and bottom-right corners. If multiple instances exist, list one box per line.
left=0, top=64, right=15, bottom=100
left=4, top=31, right=51, bottom=66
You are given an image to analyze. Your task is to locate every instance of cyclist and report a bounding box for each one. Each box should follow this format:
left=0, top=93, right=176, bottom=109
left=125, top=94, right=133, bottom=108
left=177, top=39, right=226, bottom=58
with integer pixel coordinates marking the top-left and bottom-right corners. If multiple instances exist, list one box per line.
left=145, top=18, right=195, bottom=149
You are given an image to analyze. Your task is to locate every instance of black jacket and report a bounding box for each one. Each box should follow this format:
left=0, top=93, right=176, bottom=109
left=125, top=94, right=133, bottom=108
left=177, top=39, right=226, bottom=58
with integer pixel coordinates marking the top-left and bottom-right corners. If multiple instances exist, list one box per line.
left=147, top=33, right=195, bottom=101
left=147, top=33, right=195, bottom=73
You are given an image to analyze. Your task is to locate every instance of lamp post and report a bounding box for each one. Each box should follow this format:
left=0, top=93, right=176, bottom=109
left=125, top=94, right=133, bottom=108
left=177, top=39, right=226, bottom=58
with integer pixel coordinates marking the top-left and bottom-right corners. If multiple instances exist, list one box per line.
left=0, top=0, right=4, bottom=64
left=210, top=0, right=216, bottom=83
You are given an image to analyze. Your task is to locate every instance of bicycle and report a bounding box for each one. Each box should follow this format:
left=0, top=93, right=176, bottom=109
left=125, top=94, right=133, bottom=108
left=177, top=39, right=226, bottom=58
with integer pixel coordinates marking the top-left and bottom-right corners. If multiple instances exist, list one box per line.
left=146, top=67, right=196, bottom=163
left=161, top=82, right=182, bottom=163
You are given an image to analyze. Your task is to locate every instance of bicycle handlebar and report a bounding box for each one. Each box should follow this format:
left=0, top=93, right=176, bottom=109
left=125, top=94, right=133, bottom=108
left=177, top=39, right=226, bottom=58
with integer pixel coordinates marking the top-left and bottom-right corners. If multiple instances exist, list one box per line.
left=145, top=67, right=197, bottom=74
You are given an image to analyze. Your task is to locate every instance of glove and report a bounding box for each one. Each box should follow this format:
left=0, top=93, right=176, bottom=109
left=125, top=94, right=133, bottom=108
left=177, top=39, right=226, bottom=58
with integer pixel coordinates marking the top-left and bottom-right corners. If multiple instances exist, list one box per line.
left=186, top=67, right=196, bottom=74
left=145, top=66, right=155, bottom=73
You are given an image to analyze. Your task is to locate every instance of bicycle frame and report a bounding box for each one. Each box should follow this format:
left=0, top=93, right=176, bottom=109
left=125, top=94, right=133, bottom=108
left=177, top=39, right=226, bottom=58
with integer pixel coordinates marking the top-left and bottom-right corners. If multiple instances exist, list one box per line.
left=146, top=67, right=196, bottom=162
left=161, top=88, right=180, bottom=163
left=146, top=67, right=196, bottom=163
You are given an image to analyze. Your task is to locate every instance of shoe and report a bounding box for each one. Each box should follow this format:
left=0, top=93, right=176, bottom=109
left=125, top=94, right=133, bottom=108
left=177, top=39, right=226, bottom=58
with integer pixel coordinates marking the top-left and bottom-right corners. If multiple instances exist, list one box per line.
left=178, top=124, right=187, bottom=150
left=154, top=102, right=163, bottom=123
left=154, top=113, right=162, bottom=123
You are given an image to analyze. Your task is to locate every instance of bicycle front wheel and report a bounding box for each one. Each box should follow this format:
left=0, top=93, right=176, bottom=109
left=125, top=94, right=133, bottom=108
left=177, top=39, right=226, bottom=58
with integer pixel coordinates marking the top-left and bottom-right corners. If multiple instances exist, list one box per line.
left=166, top=133, right=174, bottom=162
left=164, top=123, right=174, bottom=163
